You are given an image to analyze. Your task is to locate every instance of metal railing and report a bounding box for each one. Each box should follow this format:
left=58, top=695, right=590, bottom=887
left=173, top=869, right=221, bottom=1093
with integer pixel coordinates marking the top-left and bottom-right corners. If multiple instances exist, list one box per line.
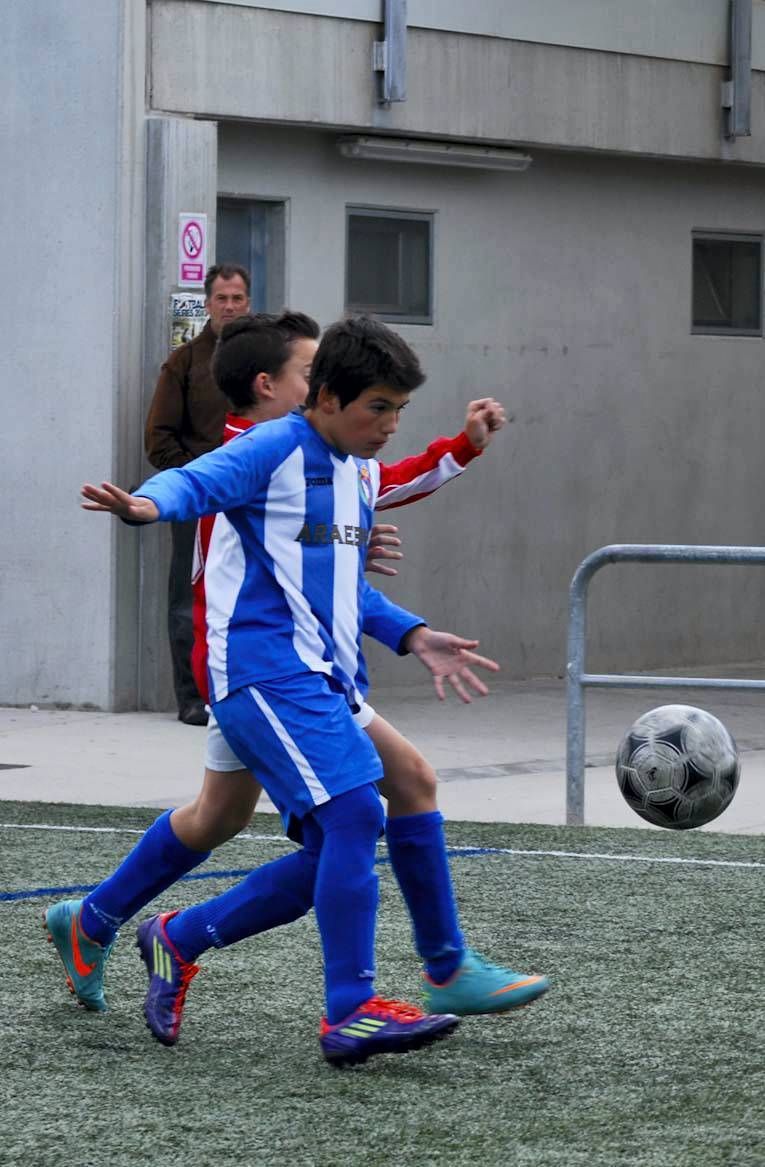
left=566, top=543, right=765, bottom=824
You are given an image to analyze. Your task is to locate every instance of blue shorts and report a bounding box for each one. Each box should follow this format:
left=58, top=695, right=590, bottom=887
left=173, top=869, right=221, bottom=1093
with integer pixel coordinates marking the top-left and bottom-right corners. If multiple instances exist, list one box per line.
left=212, top=674, right=384, bottom=835
left=204, top=700, right=377, bottom=772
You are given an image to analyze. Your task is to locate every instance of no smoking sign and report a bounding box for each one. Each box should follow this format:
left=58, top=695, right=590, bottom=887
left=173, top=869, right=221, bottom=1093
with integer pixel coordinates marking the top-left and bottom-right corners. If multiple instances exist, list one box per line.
left=178, top=212, right=208, bottom=287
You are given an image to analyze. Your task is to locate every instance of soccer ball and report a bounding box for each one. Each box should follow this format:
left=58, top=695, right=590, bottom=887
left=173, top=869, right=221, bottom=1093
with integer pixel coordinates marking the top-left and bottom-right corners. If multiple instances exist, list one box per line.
left=615, top=704, right=740, bottom=830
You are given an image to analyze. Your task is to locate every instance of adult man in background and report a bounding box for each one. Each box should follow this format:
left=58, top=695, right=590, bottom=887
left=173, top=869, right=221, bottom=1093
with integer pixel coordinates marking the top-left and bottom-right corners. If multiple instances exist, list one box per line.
left=144, top=263, right=251, bottom=725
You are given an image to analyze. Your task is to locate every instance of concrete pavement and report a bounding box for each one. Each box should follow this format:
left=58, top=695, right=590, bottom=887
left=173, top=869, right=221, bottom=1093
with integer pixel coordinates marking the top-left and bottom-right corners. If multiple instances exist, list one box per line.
left=3, top=673, right=765, bottom=833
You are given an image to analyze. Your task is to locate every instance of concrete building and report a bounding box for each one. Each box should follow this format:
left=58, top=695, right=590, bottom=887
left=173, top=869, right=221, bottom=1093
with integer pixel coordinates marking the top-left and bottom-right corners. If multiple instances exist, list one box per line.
left=5, top=0, right=765, bottom=711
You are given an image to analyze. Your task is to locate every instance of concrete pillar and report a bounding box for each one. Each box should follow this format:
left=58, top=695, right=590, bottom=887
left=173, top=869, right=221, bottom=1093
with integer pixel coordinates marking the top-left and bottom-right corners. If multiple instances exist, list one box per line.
left=139, top=116, right=218, bottom=710
left=1, top=0, right=147, bottom=711
left=112, top=0, right=149, bottom=711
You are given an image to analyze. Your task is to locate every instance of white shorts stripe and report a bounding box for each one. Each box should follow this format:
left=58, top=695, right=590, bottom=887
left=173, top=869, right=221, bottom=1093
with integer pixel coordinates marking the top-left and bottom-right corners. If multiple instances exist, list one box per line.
left=247, top=685, right=330, bottom=807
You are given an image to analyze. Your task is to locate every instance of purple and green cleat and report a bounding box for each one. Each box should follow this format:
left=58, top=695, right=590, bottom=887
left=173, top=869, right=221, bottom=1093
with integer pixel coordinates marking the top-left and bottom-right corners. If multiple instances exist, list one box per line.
left=319, top=996, right=459, bottom=1068
left=423, top=949, right=550, bottom=1016
left=136, top=911, right=200, bottom=1046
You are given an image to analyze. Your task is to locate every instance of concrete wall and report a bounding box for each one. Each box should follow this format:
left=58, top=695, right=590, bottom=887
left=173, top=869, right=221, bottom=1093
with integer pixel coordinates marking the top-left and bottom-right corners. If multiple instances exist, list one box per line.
left=219, top=122, right=765, bottom=686
left=150, top=1, right=765, bottom=165
left=1, top=0, right=146, bottom=709
left=6, top=2, right=765, bottom=710
left=182, top=0, right=765, bottom=69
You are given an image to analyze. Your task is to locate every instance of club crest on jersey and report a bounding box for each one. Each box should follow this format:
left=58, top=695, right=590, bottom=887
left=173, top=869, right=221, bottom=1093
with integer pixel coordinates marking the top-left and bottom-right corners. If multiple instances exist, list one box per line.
left=358, top=464, right=374, bottom=508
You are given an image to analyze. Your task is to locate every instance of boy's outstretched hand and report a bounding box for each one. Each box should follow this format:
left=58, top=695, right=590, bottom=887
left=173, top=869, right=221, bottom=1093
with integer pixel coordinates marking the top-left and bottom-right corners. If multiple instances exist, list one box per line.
left=402, top=625, right=500, bottom=703
left=82, top=482, right=159, bottom=523
left=463, top=398, right=507, bottom=451
left=366, top=523, right=402, bottom=576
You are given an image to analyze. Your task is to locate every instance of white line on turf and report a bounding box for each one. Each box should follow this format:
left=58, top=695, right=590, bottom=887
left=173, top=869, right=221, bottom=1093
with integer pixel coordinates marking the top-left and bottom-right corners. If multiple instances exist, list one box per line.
left=0, top=822, right=290, bottom=842
left=448, top=845, right=765, bottom=870
left=1, top=823, right=145, bottom=834
left=1, top=822, right=764, bottom=870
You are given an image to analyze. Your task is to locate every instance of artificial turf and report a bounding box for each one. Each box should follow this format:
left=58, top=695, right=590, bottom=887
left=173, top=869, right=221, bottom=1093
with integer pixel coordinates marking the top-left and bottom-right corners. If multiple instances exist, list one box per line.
left=2, top=801, right=764, bottom=1166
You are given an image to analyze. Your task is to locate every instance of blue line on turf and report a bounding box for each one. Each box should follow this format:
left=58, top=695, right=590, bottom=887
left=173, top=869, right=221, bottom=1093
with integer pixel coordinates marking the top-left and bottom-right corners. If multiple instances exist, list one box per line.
left=5, top=844, right=763, bottom=902
left=0, top=867, right=256, bottom=903
left=0, top=849, right=474, bottom=903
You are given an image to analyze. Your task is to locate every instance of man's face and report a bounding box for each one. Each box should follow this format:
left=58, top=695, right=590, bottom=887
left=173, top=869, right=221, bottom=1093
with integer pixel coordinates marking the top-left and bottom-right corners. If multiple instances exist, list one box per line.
left=205, top=274, right=250, bottom=334
left=321, top=384, right=410, bottom=459
left=265, top=337, right=319, bottom=416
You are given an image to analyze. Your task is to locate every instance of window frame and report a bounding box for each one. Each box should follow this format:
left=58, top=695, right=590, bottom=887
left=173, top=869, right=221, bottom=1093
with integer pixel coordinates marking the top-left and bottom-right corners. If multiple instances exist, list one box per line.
left=216, top=194, right=289, bottom=312
left=345, top=205, right=435, bottom=325
left=691, top=229, right=764, bottom=338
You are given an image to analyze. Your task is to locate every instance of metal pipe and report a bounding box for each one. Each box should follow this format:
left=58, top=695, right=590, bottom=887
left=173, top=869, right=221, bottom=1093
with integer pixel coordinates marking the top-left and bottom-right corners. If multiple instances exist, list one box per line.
left=565, top=543, right=765, bottom=824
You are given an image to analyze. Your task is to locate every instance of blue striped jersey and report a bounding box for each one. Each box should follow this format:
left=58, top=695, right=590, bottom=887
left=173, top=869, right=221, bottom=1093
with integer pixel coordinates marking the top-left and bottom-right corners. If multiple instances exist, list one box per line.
left=136, top=411, right=423, bottom=706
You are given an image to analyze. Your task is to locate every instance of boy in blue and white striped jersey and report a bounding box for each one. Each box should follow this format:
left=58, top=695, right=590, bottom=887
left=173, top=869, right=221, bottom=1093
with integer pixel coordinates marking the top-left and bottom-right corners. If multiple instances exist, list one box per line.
left=79, top=316, right=547, bottom=1065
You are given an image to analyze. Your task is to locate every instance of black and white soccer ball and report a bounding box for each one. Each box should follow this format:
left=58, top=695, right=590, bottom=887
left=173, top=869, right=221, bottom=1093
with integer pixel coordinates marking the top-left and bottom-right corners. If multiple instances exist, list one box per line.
left=615, top=704, right=740, bottom=829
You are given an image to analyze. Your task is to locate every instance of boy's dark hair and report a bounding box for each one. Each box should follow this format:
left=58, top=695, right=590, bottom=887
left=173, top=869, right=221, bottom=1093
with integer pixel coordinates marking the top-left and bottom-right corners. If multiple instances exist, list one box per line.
left=306, top=315, right=425, bottom=408
left=212, top=310, right=320, bottom=410
left=204, top=263, right=251, bottom=298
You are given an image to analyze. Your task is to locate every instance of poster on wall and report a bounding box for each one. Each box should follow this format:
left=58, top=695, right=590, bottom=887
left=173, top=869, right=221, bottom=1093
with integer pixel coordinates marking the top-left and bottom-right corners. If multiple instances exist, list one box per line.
left=170, top=293, right=207, bottom=350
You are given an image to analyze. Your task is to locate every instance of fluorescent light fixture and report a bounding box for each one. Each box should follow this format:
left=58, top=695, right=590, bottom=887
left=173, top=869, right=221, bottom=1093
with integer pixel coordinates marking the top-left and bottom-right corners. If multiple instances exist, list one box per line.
left=337, top=135, right=532, bottom=171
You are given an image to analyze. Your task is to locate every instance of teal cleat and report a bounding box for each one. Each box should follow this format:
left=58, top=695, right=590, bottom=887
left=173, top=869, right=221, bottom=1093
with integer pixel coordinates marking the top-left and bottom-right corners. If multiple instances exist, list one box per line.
left=43, top=899, right=114, bottom=1013
left=423, top=949, right=550, bottom=1017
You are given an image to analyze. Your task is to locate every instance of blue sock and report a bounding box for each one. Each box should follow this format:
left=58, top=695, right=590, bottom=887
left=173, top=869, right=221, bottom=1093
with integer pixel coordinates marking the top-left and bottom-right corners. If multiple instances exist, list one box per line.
left=80, top=810, right=210, bottom=946
left=165, top=817, right=322, bottom=962
left=385, top=811, right=465, bottom=984
left=312, top=785, right=385, bottom=1025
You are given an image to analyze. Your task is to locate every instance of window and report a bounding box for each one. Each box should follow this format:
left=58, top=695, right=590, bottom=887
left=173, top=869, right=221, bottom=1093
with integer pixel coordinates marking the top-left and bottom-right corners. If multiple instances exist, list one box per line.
left=346, top=209, right=433, bottom=324
left=216, top=198, right=286, bottom=312
left=692, top=232, right=762, bottom=335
